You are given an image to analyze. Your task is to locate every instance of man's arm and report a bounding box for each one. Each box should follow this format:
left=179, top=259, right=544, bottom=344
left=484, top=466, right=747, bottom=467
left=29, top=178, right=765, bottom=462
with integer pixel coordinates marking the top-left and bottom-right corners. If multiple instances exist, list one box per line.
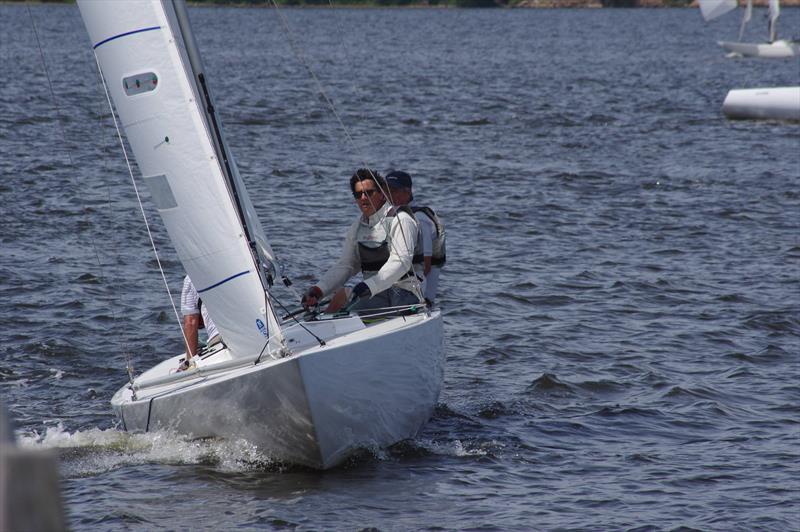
left=316, top=222, right=361, bottom=296
left=183, top=314, right=200, bottom=357
left=418, top=213, right=436, bottom=276
left=180, top=276, right=201, bottom=359
left=364, top=212, right=417, bottom=296
left=423, top=256, right=432, bottom=277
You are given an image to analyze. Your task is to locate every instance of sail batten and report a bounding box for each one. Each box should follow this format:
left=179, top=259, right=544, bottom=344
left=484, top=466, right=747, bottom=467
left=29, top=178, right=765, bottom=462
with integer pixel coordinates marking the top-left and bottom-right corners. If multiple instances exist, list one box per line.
left=78, top=0, right=284, bottom=359
left=197, top=271, right=252, bottom=293
left=93, top=26, right=162, bottom=50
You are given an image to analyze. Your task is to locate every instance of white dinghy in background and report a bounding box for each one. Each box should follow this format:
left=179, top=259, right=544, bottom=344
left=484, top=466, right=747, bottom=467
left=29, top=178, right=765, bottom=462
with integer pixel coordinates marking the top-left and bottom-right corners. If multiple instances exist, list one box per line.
left=722, top=86, right=800, bottom=120
left=717, top=38, right=799, bottom=59
left=77, top=0, right=444, bottom=469
left=699, top=0, right=799, bottom=58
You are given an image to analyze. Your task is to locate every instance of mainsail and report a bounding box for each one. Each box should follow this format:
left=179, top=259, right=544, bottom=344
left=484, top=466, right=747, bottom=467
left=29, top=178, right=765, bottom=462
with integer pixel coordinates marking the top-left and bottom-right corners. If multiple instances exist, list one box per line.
left=78, top=0, right=285, bottom=359
left=699, top=0, right=738, bottom=22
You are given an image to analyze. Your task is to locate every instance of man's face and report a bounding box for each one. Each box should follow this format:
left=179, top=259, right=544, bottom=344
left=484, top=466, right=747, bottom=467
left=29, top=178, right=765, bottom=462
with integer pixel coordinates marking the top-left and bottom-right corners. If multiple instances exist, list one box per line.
left=353, top=179, right=385, bottom=218
left=389, top=187, right=412, bottom=206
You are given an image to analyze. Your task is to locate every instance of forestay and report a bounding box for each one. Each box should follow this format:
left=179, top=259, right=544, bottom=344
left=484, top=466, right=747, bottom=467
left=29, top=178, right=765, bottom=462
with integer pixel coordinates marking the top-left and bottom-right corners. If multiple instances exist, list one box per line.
left=78, top=0, right=284, bottom=359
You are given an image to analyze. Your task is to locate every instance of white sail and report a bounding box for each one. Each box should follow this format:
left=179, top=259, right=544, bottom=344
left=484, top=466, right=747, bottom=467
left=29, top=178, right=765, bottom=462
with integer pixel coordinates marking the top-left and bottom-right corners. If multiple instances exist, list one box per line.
left=86, top=0, right=446, bottom=469
left=77, top=0, right=284, bottom=359
left=699, top=0, right=738, bottom=22
left=768, top=0, right=780, bottom=42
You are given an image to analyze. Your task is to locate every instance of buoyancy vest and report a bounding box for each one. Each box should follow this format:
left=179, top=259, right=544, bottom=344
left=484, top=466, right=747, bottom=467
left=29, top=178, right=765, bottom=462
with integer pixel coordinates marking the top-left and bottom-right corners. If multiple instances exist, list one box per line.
left=411, top=206, right=446, bottom=267
left=358, top=205, right=415, bottom=274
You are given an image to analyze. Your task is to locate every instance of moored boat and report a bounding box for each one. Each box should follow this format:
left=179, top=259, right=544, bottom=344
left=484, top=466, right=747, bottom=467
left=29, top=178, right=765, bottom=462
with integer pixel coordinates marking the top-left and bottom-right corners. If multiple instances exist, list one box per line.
left=722, top=86, right=800, bottom=120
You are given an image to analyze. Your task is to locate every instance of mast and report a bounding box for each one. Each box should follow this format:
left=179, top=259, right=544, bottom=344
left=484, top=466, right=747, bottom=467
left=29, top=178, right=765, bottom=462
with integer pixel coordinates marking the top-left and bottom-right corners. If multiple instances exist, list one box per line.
left=768, top=0, right=780, bottom=43
left=169, top=0, right=268, bottom=289
left=738, top=0, right=752, bottom=42
left=162, top=0, right=287, bottom=352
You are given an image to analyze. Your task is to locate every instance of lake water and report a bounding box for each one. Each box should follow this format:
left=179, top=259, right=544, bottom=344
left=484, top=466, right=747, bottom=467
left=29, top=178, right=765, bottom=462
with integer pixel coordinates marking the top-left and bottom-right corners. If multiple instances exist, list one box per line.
left=1, top=3, right=799, bottom=530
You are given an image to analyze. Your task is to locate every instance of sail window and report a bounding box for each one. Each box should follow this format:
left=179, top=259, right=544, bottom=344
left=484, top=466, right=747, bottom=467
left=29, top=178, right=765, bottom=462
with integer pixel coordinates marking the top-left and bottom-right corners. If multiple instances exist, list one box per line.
left=143, top=174, right=177, bottom=210
left=123, top=72, right=158, bottom=96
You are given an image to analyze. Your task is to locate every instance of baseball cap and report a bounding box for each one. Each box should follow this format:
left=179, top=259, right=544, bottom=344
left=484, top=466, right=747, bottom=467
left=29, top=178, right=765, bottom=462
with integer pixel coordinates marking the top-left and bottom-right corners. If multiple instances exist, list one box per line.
left=386, top=170, right=413, bottom=190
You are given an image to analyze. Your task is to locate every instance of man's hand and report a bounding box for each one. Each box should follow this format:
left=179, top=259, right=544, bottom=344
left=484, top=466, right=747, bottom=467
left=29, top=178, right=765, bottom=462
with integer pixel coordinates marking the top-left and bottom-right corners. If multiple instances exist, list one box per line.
left=301, top=286, right=323, bottom=310
left=352, top=282, right=371, bottom=300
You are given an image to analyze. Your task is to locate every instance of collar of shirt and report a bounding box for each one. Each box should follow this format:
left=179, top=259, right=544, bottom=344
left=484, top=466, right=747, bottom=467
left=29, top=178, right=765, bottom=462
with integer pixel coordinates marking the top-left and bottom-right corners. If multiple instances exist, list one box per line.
left=360, top=202, right=392, bottom=227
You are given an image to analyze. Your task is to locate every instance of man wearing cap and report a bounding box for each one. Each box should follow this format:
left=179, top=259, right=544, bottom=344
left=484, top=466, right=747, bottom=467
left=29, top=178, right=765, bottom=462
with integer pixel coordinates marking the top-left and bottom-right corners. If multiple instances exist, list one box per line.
left=301, top=168, right=423, bottom=314
left=386, top=170, right=446, bottom=306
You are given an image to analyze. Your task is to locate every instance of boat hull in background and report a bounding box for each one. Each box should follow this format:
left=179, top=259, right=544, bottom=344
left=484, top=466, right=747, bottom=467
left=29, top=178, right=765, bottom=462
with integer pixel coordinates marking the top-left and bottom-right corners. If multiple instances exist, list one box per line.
left=718, top=39, right=800, bottom=58
left=722, top=86, right=800, bottom=121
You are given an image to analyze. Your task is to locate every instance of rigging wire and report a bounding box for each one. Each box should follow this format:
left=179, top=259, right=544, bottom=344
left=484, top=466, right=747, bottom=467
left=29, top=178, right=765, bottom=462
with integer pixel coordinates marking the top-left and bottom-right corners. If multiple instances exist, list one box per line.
left=267, top=0, right=372, bottom=171
left=25, top=5, right=141, bottom=388
left=90, top=54, right=190, bottom=362
left=265, top=0, right=425, bottom=301
left=255, top=292, right=326, bottom=366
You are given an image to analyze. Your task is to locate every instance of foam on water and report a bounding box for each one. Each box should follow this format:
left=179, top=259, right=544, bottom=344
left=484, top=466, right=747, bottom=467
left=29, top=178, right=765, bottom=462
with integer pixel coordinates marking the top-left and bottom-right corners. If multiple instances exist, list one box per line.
left=17, top=423, right=276, bottom=475
left=2, top=4, right=798, bottom=530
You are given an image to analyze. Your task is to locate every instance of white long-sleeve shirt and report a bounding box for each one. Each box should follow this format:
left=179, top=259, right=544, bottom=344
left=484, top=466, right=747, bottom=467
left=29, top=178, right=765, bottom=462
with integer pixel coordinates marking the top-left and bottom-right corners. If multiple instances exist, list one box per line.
left=317, top=202, right=419, bottom=298
left=413, top=203, right=436, bottom=260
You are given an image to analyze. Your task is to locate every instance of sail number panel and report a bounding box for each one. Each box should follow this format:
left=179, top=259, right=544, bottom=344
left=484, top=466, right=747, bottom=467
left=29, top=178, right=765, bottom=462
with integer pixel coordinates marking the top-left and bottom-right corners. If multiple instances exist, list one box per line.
left=123, top=72, right=158, bottom=96
left=143, top=174, right=177, bottom=211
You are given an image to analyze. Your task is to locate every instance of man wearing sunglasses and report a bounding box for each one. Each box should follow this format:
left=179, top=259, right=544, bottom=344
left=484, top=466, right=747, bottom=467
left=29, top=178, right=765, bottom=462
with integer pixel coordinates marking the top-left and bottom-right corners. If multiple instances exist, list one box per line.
left=301, top=168, right=422, bottom=313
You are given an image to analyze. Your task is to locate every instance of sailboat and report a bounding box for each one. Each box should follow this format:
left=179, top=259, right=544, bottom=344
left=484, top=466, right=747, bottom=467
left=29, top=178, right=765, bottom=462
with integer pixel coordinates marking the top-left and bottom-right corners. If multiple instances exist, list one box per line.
left=699, top=0, right=799, bottom=58
left=77, top=0, right=444, bottom=469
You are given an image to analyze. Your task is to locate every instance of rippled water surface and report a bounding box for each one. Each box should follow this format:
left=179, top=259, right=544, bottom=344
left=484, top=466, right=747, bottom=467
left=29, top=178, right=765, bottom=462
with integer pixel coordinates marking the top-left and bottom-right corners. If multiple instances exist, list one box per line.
left=2, top=4, right=799, bottom=530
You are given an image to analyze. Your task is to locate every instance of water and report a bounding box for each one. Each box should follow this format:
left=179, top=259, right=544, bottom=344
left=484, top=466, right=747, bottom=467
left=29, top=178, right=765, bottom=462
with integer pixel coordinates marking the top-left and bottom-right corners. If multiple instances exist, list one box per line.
left=2, top=4, right=799, bottom=530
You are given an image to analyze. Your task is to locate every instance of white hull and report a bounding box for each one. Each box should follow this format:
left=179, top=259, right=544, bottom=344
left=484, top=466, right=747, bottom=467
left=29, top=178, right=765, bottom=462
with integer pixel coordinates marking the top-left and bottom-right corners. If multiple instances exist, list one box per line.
left=722, top=86, right=800, bottom=121
left=112, top=311, right=444, bottom=469
left=718, top=39, right=799, bottom=58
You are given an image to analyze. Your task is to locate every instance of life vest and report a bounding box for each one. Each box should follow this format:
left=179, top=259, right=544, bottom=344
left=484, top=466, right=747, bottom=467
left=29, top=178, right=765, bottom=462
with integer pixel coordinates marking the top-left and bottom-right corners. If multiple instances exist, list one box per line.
left=411, top=206, right=446, bottom=267
left=358, top=205, right=415, bottom=274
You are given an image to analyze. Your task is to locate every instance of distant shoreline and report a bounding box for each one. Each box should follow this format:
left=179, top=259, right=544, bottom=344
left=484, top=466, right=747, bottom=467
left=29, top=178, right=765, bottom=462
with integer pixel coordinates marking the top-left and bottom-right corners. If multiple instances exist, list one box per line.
left=198, top=0, right=800, bottom=7
left=186, top=0, right=800, bottom=6
left=6, top=0, right=800, bottom=7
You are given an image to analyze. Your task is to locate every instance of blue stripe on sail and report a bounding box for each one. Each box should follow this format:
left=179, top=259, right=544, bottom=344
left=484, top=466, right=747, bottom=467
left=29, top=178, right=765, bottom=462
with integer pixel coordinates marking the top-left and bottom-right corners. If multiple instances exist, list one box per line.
left=197, top=271, right=251, bottom=294
left=93, top=26, right=161, bottom=50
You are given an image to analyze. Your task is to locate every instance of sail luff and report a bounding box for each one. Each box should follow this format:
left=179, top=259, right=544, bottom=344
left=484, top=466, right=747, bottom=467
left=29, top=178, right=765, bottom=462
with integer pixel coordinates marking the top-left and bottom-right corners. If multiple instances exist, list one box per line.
left=168, top=1, right=256, bottom=261
left=164, top=0, right=286, bottom=348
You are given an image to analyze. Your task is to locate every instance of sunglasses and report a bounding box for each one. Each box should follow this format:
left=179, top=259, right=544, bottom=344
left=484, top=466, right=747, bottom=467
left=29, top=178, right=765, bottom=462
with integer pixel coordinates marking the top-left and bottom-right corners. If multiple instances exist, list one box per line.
left=353, top=188, right=380, bottom=199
